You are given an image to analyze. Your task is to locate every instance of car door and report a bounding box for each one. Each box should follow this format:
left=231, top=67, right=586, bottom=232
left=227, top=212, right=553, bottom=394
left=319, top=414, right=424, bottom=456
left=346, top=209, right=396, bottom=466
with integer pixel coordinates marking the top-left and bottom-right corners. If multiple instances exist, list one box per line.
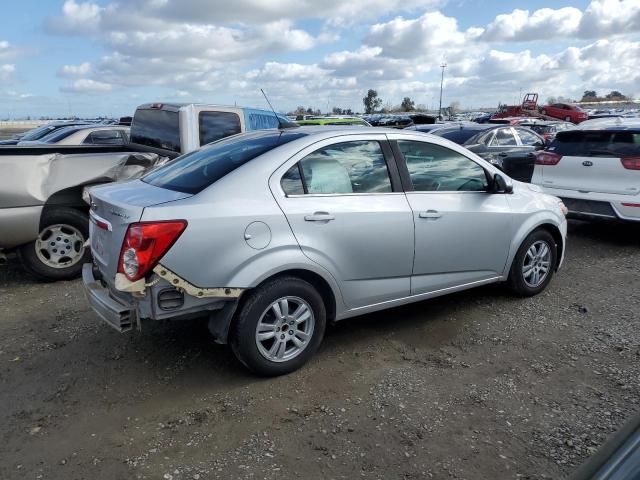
left=389, top=135, right=513, bottom=295
left=505, top=128, right=543, bottom=182
left=271, top=135, right=414, bottom=308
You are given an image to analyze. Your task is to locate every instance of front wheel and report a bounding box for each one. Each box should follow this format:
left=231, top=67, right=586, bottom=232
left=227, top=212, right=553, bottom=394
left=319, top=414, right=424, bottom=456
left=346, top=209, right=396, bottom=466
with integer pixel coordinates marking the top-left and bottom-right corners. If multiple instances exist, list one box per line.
left=541, top=109, right=547, bottom=116
left=565, top=116, right=572, bottom=122
left=229, top=277, right=326, bottom=376
left=19, top=208, right=90, bottom=281
left=507, top=229, right=557, bottom=297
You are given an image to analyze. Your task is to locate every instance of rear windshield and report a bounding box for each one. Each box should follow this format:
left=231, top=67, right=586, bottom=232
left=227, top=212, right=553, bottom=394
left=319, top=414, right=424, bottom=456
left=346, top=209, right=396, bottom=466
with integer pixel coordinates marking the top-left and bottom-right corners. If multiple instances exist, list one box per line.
left=143, top=130, right=307, bottom=194
left=432, top=128, right=483, bottom=145
left=39, top=126, right=84, bottom=143
left=549, top=130, right=640, bottom=157
left=130, top=108, right=181, bottom=153
left=21, top=124, right=59, bottom=141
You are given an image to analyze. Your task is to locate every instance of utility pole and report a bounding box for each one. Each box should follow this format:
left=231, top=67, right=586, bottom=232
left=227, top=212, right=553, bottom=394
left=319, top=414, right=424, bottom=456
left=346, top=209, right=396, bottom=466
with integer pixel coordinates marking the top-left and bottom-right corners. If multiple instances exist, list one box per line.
left=438, top=62, right=447, bottom=120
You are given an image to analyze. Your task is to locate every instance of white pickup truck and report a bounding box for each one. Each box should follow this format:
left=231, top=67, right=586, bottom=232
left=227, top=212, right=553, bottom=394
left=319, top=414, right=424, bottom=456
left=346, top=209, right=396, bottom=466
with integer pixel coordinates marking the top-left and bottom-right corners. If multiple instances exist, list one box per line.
left=0, top=103, right=294, bottom=280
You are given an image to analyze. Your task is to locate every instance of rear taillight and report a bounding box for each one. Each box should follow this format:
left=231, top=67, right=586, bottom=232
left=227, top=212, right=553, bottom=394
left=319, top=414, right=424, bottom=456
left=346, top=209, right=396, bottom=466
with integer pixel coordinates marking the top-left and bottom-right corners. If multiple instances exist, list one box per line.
left=621, top=157, right=640, bottom=170
left=535, top=151, right=562, bottom=165
left=118, top=221, right=187, bottom=281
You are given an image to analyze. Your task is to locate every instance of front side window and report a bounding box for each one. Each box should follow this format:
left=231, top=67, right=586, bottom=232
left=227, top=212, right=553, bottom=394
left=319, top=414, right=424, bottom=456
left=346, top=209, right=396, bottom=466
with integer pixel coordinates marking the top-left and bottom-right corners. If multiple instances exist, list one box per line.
left=199, top=111, right=241, bottom=145
left=296, top=141, right=392, bottom=194
left=490, top=128, right=517, bottom=146
left=397, top=140, right=488, bottom=192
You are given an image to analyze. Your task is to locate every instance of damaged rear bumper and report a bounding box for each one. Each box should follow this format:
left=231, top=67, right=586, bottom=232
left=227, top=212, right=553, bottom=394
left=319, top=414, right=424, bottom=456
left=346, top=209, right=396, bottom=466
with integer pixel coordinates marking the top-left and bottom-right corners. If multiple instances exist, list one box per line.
left=82, top=263, right=135, bottom=332
left=82, top=262, right=245, bottom=342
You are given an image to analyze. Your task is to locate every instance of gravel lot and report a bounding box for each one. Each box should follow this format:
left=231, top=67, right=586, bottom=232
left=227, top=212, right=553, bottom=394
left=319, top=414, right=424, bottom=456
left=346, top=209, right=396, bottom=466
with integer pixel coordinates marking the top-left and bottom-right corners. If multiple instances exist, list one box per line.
left=1, top=220, right=639, bottom=480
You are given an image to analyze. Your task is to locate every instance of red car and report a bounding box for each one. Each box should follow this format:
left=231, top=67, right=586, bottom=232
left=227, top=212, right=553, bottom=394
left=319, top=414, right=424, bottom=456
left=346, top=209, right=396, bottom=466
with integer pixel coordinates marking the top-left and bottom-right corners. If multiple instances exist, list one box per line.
left=539, top=103, right=588, bottom=123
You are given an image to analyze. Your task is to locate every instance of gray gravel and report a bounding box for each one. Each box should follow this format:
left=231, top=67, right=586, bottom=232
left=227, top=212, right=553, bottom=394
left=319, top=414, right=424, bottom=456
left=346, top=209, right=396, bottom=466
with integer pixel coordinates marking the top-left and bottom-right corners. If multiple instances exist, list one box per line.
left=0, top=219, right=638, bottom=479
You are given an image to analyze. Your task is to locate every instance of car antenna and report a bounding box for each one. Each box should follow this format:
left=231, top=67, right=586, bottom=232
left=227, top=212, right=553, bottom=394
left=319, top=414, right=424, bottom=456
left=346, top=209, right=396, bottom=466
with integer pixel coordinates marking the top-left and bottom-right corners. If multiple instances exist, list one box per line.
left=261, top=88, right=296, bottom=130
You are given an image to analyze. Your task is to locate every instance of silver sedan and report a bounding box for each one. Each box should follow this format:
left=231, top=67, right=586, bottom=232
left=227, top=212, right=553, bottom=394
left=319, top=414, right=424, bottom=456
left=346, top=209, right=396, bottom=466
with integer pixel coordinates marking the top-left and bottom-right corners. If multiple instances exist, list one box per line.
left=83, top=126, right=567, bottom=375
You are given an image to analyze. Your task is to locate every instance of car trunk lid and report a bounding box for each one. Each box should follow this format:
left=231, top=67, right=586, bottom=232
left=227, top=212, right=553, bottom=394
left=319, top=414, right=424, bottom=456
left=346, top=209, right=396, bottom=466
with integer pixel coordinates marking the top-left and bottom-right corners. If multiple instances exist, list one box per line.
left=88, top=179, right=192, bottom=280
left=538, top=130, right=640, bottom=196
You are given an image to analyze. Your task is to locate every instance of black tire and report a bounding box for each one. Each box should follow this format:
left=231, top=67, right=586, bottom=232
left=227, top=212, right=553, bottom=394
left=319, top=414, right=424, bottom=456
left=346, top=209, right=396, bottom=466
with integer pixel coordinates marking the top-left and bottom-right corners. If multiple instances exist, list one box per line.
left=541, top=109, right=547, bottom=116
left=565, top=116, right=572, bottom=122
left=229, top=276, right=326, bottom=376
left=19, top=207, right=90, bottom=281
left=507, top=229, right=557, bottom=297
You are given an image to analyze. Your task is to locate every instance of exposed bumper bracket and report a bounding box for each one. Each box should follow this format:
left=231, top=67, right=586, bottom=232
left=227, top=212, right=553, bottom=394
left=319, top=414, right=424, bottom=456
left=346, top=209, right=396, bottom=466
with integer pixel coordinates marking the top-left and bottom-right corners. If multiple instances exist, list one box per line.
left=152, top=264, right=243, bottom=299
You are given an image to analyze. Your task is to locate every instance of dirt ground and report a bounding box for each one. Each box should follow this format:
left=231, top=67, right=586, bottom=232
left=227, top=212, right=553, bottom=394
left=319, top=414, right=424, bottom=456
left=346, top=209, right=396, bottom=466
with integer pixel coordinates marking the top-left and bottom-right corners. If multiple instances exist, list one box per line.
left=1, top=220, right=639, bottom=480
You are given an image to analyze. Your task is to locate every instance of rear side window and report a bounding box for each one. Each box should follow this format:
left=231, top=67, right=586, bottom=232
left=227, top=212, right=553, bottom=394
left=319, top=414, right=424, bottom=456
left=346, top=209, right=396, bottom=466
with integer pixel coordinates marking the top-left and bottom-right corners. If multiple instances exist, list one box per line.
left=199, top=111, right=241, bottom=145
left=550, top=131, right=640, bottom=157
left=282, top=141, right=392, bottom=195
left=144, top=130, right=306, bottom=194
left=516, top=128, right=542, bottom=146
left=131, top=108, right=181, bottom=153
left=248, top=113, right=280, bottom=130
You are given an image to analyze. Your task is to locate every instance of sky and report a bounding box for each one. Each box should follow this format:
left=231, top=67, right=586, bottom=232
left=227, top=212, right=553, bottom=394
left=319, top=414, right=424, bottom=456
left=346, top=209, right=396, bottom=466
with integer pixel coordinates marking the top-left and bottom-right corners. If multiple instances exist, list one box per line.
left=1, top=0, right=639, bottom=118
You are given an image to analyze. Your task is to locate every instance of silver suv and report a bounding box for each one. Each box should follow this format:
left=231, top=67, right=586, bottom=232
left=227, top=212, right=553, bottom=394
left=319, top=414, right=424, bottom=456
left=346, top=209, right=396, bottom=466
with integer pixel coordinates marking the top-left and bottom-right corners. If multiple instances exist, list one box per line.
left=83, top=127, right=567, bottom=375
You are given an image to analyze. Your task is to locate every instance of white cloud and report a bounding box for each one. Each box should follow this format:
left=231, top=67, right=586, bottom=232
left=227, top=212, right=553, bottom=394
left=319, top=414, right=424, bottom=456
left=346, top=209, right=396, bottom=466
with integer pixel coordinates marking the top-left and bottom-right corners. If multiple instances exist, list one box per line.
left=578, top=0, right=640, bottom=38
left=482, top=0, right=640, bottom=42
left=0, top=64, right=15, bottom=80
left=60, top=78, right=113, bottom=94
left=365, top=11, right=482, bottom=59
left=58, top=62, right=92, bottom=77
left=101, top=0, right=444, bottom=26
left=482, top=8, right=582, bottom=42
left=46, top=0, right=103, bottom=35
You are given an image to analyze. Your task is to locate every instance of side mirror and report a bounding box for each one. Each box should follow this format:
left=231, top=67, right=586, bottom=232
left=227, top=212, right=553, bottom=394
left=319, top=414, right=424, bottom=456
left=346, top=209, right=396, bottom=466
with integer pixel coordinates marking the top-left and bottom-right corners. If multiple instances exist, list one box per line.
left=492, top=173, right=513, bottom=194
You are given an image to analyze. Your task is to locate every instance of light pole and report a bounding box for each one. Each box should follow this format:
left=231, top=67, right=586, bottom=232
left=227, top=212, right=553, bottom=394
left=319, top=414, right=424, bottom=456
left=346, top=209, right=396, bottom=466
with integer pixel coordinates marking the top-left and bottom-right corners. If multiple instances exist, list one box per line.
left=438, top=62, right=447, bottom=120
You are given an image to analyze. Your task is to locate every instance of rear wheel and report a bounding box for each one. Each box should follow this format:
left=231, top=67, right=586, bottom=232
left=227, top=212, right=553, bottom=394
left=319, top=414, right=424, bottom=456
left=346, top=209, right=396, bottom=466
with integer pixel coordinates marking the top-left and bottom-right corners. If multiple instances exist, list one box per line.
left=229, top=276, right=326, bottom=376
left=541, top=109, right=547, bottom=116
left=507, top=229, right=557, bottom=297
left=19, top=208, right=90, bottom=281
left=565, top=116, right=572, bottom=122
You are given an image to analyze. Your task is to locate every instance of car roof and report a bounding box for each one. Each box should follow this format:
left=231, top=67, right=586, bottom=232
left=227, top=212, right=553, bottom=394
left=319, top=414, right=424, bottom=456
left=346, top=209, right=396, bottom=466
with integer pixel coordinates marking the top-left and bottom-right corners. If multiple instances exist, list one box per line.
left=570, top=117, right=640, bottom=131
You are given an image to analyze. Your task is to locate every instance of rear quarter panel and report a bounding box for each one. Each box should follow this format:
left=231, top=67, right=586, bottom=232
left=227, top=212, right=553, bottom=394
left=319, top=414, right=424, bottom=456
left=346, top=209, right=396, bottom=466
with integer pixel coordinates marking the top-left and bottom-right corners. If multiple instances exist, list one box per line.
left=142, top=146, right=346, bottom=311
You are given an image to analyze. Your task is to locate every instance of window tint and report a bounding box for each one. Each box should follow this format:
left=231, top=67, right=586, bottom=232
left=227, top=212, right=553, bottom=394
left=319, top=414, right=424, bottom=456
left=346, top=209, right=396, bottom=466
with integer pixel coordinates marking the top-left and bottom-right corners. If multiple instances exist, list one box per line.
left=248, top=113, right=280, bottom=130
left=281, top=164, right=305, bottom=195
left=490, top=128, right=517, bottom=146
left=199, top=111, right=241, bottom=145
left=549, top=131, right=640, bottom=157
left=83, top=130, right=124, bottom=145
left=298, top=141, right=392, bottom=194
left=398, top=140, right=488, bottom=192
left=144, top=130, right=307, bottom=194
left=516, top=128, right=542, bottom=146
left=130, top=108, right=181, bottom=153
left=433, top=128, right=483, bottom=145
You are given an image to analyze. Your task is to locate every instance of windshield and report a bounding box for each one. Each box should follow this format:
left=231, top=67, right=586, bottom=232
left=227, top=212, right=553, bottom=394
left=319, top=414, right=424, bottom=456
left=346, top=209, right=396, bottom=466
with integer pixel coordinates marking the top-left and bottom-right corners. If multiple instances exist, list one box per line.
left=143, top=130, right=307, bottom=194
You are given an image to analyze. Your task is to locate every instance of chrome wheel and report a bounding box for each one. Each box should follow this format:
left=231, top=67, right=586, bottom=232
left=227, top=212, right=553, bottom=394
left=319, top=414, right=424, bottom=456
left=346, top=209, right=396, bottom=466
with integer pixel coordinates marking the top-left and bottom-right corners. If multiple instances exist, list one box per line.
left=34, top=224, right=85, bottom=269
left=255, top=296, right=315, bottom=363
left=522, top=240, right=551, bottom=288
